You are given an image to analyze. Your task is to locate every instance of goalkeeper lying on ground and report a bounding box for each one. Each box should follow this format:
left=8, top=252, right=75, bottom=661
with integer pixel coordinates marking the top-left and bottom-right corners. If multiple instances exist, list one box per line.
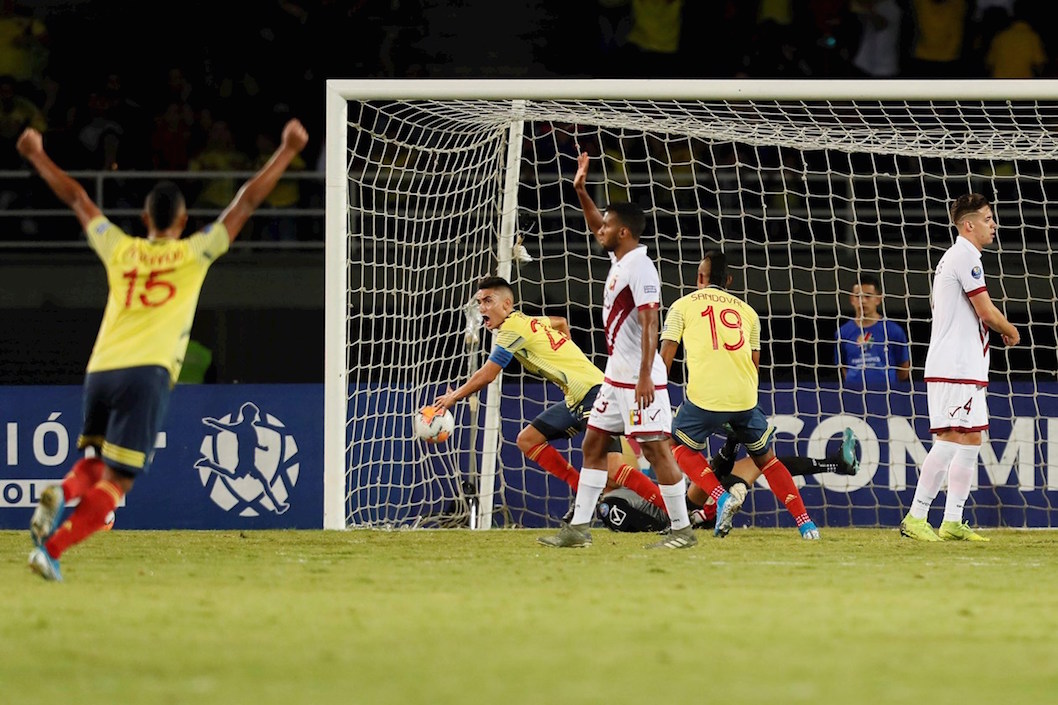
left=597, top=427, right=860, bottom=533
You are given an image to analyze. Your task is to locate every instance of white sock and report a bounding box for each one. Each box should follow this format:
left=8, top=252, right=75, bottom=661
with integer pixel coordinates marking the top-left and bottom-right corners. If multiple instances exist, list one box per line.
left=570, top=468, right=607, bottom=525
left=909, top=440, right=959, bottom=520
left=943, top=445, right=980, bottom=523
left=661, top=478, right=690, bottom=530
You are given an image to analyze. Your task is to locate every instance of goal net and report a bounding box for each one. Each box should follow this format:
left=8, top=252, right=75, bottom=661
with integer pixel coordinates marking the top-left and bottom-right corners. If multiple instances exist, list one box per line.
left=324, top=80, right=1058, bottom=531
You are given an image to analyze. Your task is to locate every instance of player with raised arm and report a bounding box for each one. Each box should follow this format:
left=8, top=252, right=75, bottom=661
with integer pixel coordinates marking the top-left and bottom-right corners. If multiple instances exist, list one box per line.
left=538, top=152, right=695, bottom=549
left=900, top=193, right=1020, bottom=542
left=434, top=276, right=667, bottom=517
left=19, top=119, right=309, bottom=580
left=660, top=251, right=821, bottom=539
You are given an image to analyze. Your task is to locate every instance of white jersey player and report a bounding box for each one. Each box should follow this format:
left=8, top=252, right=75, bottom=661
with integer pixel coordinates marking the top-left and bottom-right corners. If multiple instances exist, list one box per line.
left=592, top=242, right=673, bottom=444
left=539, top=152, right=695, bottom=549
left=600, top=245, right=668, bottom=383
left=923, top=238, right=991, bottom=390
left=901, top=193, right=1020, bottom=543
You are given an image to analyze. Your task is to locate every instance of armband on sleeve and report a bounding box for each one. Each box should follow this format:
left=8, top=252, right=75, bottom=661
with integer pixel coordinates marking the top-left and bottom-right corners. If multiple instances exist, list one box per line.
left=487, top=346, right=514, bottom=368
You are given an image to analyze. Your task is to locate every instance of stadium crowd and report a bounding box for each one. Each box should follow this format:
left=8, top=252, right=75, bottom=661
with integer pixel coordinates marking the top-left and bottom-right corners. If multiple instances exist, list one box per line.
left=2, top=1, right=1053, bottom=210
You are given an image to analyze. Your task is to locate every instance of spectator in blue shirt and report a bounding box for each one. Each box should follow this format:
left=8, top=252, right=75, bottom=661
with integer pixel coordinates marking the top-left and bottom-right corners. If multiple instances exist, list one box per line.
left=835, top=274, right=911, bottom=387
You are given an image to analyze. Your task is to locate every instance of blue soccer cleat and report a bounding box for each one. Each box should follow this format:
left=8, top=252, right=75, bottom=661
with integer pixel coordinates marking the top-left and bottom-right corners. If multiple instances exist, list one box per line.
left=799, top=521, right=821, bottom=540
left=28, top=547, right=63, bottom=582
left=714, top=483, right=747, bottom=538
left=30, top=485, right=66, bottom=549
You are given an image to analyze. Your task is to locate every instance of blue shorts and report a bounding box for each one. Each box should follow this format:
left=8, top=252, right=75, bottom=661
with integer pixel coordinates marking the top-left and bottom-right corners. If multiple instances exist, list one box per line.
left=530, top=385, right=620, bottom=452
left=672, top=399, right=775, bottom=457
left=79, top=365, right=173, bottom=475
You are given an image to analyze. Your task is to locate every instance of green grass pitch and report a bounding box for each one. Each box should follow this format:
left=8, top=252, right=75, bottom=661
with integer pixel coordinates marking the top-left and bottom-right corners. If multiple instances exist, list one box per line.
left=4, top=527, right=1058, bottom=705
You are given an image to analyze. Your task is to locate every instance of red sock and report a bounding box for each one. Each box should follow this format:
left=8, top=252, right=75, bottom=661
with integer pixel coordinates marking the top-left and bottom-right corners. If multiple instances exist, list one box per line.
left=673, top=445, right=724, bottom=501
left=526, top=443, right=579, bottom=491
left=45, top=480, right=123, bottom=559
left=701, top=502, right=717, bottom=520
left=761, top=457, right=812, bottom=527
left=61, top=457, right=105, bottom=501
left=612, top=464, right=666, bottom=511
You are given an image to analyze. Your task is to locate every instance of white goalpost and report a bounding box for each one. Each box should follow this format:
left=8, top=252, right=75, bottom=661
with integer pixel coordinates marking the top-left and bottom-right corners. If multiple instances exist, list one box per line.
left=325, top=79, right=1058, bottom=531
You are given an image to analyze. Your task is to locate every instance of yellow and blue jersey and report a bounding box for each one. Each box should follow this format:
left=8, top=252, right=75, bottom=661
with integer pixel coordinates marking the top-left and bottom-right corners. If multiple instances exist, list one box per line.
left=84, top=216, right=229, bottom=385
left=661, top=286, right=761, bottom=411
left=490, top=311, right=603, bottom=408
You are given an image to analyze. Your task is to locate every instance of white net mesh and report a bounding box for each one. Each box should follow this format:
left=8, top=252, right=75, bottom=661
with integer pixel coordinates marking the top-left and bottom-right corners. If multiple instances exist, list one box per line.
left=339, top=92, right=1058, bottom=529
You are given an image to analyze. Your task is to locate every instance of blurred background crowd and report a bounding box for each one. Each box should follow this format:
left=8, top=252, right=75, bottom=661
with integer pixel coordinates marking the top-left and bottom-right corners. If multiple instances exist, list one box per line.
left=2, top=0, right=1054, bottom=384
left=1, top=0, right=1053, bottom=179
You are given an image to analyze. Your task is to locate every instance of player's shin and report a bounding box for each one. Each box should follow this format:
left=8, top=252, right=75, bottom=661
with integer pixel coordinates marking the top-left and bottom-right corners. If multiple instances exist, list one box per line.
left=943, top=445, right=980, bottom=523
left=659, top=477, right=690, bottom=530
left=525, top=442, right=580, bottom=490
left=61, top=457, right=105, bottom=501
left=612, top=463, right=666, bottom=510
left=760, top=457, right=813, bottom=528
left=672, top=444, right=725, bottom=501
left=569, top=468, right=607, bottom=524
left=45, top=480, right=123, bottom=559
left=779, top=456, right=838, bottom=476
left=910, top=440, right=959, bottom=519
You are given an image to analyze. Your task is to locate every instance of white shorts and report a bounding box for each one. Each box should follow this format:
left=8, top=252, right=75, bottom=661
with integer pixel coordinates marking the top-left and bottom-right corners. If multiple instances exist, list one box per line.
left=586, top=380, right=672, bottom=439
left=927, top=382, right=988, bottom=434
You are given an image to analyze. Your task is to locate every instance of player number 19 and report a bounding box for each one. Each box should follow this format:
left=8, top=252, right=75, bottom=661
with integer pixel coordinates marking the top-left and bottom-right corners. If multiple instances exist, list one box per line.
left=700, top=305, right=745, bottom=351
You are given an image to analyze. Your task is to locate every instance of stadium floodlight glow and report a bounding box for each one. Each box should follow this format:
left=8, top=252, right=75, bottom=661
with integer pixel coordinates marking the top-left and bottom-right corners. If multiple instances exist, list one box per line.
left=326, top=79, right=1058, bottom=531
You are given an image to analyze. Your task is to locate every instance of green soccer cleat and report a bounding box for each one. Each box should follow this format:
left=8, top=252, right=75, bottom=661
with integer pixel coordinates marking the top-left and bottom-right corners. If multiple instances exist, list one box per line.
left=938, top=520, right=990, bottom=542
left=645, top=524, right=698, bottom=549
left=838, top=427, right=860, bottom=475
left=899, top=514, right=941, bottom=542
left=537, top=522, right=592, bottom=548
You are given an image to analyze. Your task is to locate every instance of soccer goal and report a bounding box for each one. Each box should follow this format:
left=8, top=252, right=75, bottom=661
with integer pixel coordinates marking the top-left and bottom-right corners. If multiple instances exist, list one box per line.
left=324, top=79, right=1058, bottom=531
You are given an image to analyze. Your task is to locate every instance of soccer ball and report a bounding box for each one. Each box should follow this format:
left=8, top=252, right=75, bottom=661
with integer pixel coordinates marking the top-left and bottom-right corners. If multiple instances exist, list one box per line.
left=413, top=406, right=455, bottom=443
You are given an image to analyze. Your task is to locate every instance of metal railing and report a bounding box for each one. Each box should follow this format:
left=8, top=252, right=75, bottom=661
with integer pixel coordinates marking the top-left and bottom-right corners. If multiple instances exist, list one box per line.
left=0, top=170, right=326, bottom=251
left=4, top=167, right=1055, bottom=253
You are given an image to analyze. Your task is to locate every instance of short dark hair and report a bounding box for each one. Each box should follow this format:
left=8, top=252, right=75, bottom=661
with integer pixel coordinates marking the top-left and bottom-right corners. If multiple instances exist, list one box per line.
left=949, top=193, right=990, bottom=227
left=702, top=249, right=729, bottom=287
left=476, top=276, right=514, bottom=296
left=145, top=181, right=186, bottom=230
left=857, top=274, right=881, bottom=293
left=604, top=201, right=646, bottom=239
